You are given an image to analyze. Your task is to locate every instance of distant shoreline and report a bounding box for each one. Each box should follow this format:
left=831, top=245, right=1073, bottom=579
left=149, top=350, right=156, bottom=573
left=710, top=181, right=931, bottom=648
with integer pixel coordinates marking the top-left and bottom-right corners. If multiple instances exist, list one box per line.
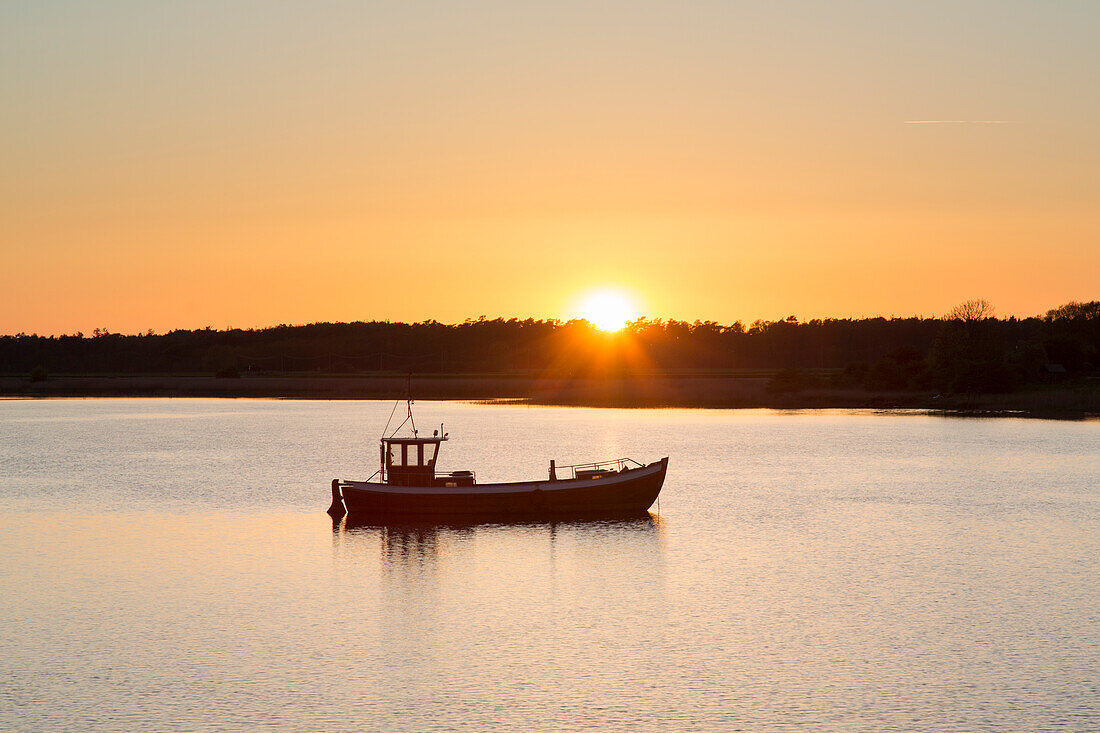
left=2, top=374, right=1097, bottom=418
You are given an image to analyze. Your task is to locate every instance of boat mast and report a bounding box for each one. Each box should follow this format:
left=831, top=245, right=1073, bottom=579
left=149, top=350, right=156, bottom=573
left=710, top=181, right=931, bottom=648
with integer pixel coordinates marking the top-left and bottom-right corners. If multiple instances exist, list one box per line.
left=379, top=372, right=417, bottom=481
left=405, top=371, right=417, bottom=438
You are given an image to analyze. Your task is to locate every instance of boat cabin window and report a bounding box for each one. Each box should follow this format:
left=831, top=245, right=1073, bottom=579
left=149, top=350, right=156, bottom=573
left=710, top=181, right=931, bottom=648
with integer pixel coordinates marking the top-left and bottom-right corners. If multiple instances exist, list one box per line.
left=386, top=440, right=439, bottom=471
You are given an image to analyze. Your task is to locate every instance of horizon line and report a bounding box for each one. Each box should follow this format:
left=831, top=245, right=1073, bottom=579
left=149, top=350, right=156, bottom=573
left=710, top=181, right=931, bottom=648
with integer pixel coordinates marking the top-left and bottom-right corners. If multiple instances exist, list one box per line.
left=8, top=304, right=1095, bottom=339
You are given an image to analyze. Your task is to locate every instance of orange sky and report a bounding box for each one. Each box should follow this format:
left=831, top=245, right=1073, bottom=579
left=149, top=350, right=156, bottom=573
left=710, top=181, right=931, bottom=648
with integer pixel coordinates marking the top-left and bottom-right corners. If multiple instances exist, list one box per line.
left=2, top=1, right=1098, bottom=335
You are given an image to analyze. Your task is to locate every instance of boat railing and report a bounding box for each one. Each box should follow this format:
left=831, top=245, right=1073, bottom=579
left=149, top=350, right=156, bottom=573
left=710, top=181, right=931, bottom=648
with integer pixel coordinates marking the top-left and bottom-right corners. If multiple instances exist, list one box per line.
left=341, top=469, right=478, bottom=485
left=435, top=470, right=477, bottom=482
left=555, top=457, right=644, bottom=479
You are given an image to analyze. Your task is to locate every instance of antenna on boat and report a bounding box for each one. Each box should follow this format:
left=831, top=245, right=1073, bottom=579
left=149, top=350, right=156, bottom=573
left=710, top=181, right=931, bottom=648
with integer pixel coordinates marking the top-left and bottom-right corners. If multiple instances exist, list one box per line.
left=381, top=371, right=417, bottom=439
left=406, top=370, right=417, bottom=437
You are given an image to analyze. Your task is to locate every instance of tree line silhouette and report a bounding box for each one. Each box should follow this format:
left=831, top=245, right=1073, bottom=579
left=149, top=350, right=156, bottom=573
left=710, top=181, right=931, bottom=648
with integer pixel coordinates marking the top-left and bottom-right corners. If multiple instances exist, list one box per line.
left=3, top=300, right=1097, bottom=394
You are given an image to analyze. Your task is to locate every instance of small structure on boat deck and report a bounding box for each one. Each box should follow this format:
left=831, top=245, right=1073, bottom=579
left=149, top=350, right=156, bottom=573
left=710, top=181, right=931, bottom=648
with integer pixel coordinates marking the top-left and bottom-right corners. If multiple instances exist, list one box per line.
left=328, top=397, right=668, bottom=521
left=381, top=434, right=477, bottom=488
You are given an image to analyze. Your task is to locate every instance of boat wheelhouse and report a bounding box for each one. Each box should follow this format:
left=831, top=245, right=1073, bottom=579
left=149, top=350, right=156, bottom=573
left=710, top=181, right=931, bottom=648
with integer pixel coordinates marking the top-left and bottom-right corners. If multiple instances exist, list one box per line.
left=380, top=435, right=474, bottom=487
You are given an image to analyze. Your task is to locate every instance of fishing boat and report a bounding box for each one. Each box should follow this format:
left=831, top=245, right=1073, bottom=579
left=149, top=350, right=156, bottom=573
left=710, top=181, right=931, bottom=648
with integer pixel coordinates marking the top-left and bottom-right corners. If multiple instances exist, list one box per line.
left=328, top=399, right=668, bottom=521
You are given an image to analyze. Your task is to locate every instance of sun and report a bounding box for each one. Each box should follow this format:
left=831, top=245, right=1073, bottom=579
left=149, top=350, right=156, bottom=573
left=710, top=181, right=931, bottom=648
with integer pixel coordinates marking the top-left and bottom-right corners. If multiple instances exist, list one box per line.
left=573, top=288, right=639, bottom=332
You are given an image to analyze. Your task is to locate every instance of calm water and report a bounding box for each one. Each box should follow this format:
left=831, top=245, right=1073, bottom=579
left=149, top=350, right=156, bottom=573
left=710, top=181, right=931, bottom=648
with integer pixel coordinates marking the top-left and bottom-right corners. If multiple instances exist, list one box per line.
left=1, top=399, right=1097, bottom=732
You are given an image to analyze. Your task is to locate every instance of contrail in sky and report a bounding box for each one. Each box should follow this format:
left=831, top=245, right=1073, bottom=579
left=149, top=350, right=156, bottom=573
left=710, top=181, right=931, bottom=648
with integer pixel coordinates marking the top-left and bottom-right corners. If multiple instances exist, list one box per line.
left=903, top=120, right=1016, bottom=124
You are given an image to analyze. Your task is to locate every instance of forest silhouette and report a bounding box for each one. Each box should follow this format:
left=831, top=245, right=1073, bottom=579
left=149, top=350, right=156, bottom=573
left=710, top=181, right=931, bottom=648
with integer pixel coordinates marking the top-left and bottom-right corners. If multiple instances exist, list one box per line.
left=4, top=300, right=1098, bottom=398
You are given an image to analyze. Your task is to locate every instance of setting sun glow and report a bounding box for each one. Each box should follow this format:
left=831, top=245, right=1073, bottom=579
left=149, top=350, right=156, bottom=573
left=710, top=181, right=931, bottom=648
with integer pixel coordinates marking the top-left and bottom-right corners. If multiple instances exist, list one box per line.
left=2, top=2, right=1098, bottom=336
left=574, top=289, right=639, bottom=332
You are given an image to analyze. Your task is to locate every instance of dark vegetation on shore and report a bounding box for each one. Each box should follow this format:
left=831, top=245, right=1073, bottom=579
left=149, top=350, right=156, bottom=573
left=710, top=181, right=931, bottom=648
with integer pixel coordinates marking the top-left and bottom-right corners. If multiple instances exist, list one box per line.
left=2, top=300, right=1098, bottom=412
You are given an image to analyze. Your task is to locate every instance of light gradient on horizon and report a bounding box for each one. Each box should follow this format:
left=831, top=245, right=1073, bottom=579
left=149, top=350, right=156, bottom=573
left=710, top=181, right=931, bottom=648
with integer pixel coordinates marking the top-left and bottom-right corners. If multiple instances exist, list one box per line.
left=2, top=0, right=1098, bottom=335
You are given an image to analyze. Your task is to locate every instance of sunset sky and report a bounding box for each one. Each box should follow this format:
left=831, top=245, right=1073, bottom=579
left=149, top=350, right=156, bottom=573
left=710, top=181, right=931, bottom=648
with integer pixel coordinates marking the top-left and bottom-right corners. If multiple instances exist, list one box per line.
left=3, top=1, right=1098, bottom=335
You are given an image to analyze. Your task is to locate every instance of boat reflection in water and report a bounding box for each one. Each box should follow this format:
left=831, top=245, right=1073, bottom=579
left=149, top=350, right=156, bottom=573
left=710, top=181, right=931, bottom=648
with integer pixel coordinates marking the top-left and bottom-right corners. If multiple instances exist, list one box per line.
left=329, top=512, right=667, bottom=688
left=331, top=513, right=664, bottom=574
